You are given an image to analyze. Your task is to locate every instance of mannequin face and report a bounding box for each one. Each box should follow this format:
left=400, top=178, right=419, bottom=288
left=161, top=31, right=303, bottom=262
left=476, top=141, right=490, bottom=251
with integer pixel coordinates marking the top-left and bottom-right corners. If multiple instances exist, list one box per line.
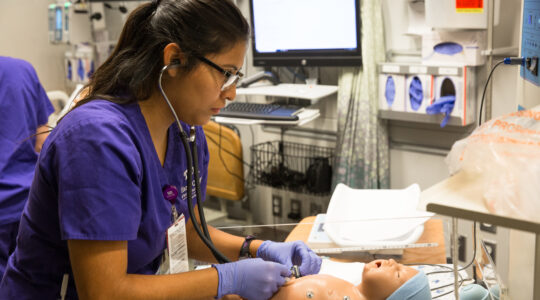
left=358, top=259, right=419, bottom=300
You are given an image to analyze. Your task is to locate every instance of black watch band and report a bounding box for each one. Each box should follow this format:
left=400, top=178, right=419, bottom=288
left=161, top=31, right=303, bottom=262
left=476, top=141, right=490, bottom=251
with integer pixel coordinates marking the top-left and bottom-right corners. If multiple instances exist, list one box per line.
left=238, top=235, right=256, bottom=259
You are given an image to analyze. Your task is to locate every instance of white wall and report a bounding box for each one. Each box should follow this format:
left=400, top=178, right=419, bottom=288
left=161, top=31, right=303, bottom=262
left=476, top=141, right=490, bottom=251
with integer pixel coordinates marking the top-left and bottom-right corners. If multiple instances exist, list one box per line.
left=0, top=0, right=70, bottom=92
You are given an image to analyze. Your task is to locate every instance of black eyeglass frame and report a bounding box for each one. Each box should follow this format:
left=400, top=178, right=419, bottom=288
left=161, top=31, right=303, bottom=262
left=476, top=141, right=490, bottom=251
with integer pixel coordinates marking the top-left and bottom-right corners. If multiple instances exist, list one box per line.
left=195, top=55, right=244, bottom=90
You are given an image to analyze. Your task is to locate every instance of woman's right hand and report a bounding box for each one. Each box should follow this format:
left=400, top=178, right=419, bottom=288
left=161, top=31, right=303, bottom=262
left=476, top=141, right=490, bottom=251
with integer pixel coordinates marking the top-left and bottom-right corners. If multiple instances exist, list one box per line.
left=213, top=258, right=290, bottom=300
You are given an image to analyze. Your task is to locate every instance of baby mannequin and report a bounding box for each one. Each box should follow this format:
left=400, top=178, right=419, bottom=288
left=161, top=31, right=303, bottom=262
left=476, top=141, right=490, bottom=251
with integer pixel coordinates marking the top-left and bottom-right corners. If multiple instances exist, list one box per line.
left=271, top=259, right=431, bottom=300
left=220, top=259, right=432, bottom=300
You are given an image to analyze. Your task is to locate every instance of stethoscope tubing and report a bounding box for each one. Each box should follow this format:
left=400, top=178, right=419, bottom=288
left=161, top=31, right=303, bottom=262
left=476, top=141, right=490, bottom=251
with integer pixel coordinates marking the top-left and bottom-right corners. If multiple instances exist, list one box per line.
left=158, top=64, right=230, bottom=263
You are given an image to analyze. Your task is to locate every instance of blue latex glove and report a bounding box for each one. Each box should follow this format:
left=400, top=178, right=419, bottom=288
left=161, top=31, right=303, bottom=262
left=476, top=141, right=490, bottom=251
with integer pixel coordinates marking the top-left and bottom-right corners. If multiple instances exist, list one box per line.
left=409, top=76, right=423, bottom=111
left=256, top=240, right=322, bottom=276
left=385, top=76, right=396, bottom=106
left=426, top=95, right=456, bottom=127
left=213, top=258, right=290, bottom=300
left=434, top=42, right=463, bottom=55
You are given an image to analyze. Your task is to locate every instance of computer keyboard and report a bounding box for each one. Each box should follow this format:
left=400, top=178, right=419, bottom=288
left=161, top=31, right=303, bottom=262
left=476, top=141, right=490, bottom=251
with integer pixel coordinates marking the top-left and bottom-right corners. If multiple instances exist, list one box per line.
left=216, top=102, right=301, bottom=121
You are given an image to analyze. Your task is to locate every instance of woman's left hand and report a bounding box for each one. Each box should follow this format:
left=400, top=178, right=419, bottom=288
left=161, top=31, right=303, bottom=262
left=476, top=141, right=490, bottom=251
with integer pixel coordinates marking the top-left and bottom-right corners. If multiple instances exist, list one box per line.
left=256, top=240, right=322, bottom=276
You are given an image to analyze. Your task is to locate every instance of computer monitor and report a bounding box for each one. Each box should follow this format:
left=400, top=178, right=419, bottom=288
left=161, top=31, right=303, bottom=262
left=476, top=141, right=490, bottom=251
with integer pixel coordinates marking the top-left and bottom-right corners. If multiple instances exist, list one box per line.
left=249, top=0, right=362, bottom=67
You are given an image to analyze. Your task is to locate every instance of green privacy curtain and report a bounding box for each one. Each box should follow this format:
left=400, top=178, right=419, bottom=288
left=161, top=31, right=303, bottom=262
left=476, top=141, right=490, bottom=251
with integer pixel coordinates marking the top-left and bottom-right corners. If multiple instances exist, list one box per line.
left=331, top=0, right=389, bottom=190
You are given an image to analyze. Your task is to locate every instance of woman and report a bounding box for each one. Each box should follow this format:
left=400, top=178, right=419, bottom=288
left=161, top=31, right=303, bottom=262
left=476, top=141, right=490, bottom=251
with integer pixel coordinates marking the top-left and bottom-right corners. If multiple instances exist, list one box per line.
left=0, top=56, right=53, bottom=278
left=0, top=1, right=320, bottom=299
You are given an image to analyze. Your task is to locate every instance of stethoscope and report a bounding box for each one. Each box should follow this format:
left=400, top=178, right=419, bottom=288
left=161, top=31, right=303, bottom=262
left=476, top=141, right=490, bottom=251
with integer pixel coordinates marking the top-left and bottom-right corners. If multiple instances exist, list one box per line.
left=158, top=62, right=231, bottom=264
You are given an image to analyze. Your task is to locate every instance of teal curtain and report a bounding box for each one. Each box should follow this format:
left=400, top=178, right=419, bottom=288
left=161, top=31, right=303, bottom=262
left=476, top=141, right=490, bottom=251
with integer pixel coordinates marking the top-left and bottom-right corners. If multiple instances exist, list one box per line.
left=332, top=0, right=389, bottom=190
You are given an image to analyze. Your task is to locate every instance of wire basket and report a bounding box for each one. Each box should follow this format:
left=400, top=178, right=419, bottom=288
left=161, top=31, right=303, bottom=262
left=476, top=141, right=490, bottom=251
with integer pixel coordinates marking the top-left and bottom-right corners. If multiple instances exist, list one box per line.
left=250, top=141, right=335, bottom=195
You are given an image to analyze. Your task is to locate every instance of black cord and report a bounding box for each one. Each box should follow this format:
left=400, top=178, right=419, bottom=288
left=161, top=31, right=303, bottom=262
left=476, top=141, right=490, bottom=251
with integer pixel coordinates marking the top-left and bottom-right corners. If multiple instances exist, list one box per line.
left=478, top=61, right=505, bottom=126
left=180, top=130, right=230, bottom=264
left=17, top=127, right=55, bottom=145
left=287, top=66, right=307, bottom=83
left=217, top=124, right=245, bottom=183
left=191, top=136, right=212, bottom=240
left=205, top=133, right=250, bottom=168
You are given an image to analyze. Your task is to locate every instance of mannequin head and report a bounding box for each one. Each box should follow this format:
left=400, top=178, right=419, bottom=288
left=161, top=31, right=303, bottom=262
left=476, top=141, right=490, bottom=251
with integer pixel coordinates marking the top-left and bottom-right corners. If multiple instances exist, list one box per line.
left=358, top=259, right=421, bottom=300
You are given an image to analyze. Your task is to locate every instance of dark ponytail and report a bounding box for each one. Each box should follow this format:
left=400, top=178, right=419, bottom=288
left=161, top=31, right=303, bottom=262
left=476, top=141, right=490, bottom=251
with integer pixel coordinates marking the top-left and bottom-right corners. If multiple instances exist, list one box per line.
left=74, top=0, right=249, bottom=108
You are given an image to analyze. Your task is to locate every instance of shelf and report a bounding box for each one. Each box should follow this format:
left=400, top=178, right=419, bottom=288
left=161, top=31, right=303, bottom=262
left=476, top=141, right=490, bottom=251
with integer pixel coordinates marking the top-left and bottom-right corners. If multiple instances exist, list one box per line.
left=419, top=171, right=540, bottom=233
left=236, top=83, right=338, bottom=101
left=213, top=108, right=320, bottom=126
left=419, top=171, right=540, bottom=299
left=379, top=110, right=475, bottom=127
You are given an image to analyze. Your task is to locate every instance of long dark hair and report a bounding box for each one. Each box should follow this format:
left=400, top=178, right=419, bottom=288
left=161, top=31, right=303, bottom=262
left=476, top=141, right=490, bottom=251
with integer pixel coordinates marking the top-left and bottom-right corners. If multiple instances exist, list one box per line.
left=74, top=0, right=249, bottom=108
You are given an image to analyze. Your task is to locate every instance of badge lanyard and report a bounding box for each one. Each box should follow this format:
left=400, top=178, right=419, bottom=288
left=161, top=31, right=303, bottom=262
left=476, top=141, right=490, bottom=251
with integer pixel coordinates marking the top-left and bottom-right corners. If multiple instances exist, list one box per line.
left=163, top=184, right=179, bottom=222
left=160, top=184, right=189, bottom=274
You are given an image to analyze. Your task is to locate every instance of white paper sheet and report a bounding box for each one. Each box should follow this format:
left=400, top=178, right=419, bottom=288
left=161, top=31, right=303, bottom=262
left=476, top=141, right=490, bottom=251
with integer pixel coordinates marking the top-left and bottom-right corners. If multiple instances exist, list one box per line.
left=324, top=183, right=434, bottom=246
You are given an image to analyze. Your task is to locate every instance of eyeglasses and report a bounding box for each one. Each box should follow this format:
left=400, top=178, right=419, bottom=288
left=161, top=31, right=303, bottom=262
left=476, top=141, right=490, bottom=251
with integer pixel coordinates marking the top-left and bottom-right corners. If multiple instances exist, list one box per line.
left=196, top=56, right=244, bottom=91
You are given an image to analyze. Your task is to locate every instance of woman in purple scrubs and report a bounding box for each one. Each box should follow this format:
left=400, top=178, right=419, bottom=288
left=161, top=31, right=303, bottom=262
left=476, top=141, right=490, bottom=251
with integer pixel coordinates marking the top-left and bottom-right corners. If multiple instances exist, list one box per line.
left=0, top=56, right=53, bottom=279
left=0, top=1, right=320, bottom=299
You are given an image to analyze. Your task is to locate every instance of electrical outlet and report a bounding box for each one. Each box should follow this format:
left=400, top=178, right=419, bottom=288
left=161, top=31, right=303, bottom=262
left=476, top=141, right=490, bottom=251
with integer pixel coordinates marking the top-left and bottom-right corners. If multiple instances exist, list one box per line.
left=483, top=240, right=497, bottom=264
left=529, top=56, right=538, bottom=76
left=458, top=235, right=467, bottom=262
left=287, top=199, right=302, bottom=220
left=480, top=223, right=497, bottom=234
left=272, top=195, right=282, bottom=217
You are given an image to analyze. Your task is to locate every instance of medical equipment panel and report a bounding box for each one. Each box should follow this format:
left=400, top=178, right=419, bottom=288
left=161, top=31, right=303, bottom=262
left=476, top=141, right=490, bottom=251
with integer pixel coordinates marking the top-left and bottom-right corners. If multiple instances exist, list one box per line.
left=378, top=64, right=407, bottom=112
left=379, top=63, right=476, bottom=127
left=521, top=0, right=540, bottom=86
left=48, top=1, right=92, bottom=45
left=425, top=0, right=500, bottom=29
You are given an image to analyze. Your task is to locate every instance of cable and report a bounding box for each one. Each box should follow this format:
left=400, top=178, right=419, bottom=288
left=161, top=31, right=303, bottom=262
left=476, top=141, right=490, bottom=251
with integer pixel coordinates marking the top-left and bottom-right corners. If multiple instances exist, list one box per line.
left=478, top=57, right=525, bottom=126
left=478, top=61, right=504, bottom=126
left=191, top=134, right=228, bottom=262
left=404, top=221, right=478, bottom=298
left=205, top=133, right=250, bottom=168
left=287, top=67, right=306, bottom=83
left=204, top=125, right=258, bottom=192
left=400, top=262, right=466, bottom=299
left=16, top=125, right=56, bottom=145
left=217, top=124, right=245, bottom=183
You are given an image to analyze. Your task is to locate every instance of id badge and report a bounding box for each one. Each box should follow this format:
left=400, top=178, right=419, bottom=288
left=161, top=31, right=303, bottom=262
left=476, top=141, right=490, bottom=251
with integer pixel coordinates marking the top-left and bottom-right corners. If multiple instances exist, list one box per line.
left=166, top=214, right=189, bottom=274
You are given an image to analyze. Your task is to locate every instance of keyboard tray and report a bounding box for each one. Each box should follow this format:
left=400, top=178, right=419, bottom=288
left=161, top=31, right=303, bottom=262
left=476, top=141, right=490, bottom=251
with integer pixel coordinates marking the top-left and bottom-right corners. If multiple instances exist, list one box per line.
left=217, top=103, right=300, bottom=121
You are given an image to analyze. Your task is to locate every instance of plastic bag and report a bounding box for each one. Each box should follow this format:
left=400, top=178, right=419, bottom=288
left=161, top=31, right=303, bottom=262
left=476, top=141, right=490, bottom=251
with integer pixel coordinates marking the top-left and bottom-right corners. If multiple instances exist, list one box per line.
left=446, top=109, right=540, bottom=221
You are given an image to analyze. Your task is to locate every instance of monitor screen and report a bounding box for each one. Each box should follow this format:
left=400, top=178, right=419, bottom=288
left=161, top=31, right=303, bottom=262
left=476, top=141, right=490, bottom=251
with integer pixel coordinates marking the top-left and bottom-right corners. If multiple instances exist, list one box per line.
left=249, top=0, right=362, bottom=67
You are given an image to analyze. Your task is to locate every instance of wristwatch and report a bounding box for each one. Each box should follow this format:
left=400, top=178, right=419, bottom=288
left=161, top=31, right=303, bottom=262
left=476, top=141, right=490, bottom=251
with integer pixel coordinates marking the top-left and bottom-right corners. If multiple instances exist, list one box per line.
left=238, top=235, right=256, bottom=259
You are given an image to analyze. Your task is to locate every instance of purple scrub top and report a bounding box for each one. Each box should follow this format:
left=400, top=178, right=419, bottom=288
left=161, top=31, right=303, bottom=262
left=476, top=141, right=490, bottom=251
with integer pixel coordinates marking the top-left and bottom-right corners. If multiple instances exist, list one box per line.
left=0, top=100, right=209, bottom=299
left=0, top=56, right=54, bottom=225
